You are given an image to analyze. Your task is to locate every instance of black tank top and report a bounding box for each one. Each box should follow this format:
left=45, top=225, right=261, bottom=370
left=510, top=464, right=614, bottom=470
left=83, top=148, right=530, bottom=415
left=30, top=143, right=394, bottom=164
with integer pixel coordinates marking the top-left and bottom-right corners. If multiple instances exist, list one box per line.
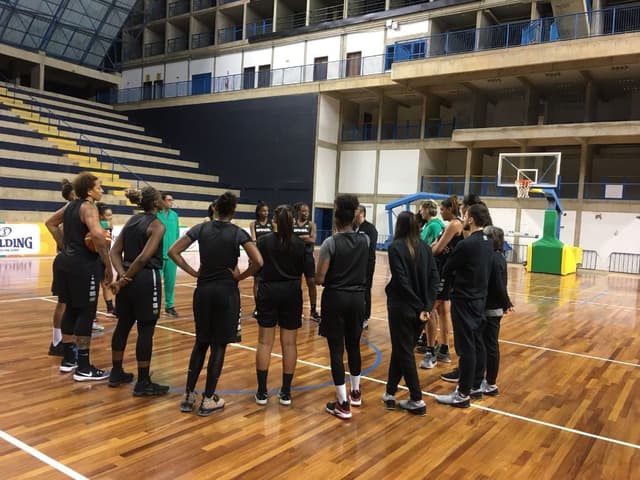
left=324, top=232, right=368, bottom=292
left=293, top=221, right=311, bottom=238
left=435, top=218, right=464, bottom=269
left=62, top=199, right=97, bottom=259
left=254, top=221, right=273, bottom=240
left=121, top=212, right=163, bottom=270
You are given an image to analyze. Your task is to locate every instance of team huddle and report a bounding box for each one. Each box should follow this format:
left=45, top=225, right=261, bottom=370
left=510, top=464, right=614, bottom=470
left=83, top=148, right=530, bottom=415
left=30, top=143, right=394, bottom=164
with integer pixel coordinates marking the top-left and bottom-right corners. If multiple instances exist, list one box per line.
left=45, top=172, right=511, bottom=418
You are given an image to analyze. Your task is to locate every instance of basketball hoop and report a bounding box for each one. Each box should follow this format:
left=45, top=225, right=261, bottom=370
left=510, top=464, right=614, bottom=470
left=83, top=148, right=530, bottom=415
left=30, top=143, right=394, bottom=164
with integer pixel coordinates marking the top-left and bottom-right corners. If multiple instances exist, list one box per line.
left=516, top=178, right=532, bottom=198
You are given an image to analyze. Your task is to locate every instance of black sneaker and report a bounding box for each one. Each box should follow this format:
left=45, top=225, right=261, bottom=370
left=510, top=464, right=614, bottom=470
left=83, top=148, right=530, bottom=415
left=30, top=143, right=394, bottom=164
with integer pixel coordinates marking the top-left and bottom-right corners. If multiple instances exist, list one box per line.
left=48, top=342, right=64, bottom=357
left=180, top=391, right=197, bottom=412
left=279, top=391, right=292, bottom=406
left=381, top=393, right=396, bottom=410
left=416, top=333, right=427, bottom=347
left=108, top=369, right=135, bottom=387
left=165, top=307, right=178, bottom=316
left=133, top=379, right=170, bottom=396
left=73, top=365, right=109, bottom=382
left=255, top=391, right=269, bottom=405
left=59, top=360, right=77, bottom=373
left=326, top=399, right=351, bottom=419
left=440, top=367, right=460, bottom=383
left=415, top=345, right=428, bottom=354
left=310, top=311, right=321, bottom=323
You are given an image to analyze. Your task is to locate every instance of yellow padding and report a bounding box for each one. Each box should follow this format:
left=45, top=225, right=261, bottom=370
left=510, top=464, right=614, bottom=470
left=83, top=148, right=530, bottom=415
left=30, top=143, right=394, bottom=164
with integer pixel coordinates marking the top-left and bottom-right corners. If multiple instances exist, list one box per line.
left=560, top=246, right=582, bottom=275
left=526, top=244, right=533, bottom=272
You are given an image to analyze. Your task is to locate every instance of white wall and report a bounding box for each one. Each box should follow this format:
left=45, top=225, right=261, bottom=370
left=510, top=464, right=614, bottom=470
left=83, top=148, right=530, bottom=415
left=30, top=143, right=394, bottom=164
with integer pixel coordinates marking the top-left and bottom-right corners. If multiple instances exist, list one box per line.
left=580, top=212, right=640, bottom=266
left=191, top=58, right=214, bottom=76
left=121, top=68, right=142, bottom=88
left=378, top=149, right=420, bottom=195
left=315, top=147, right=338, bottom=203
left=166, top=61, right=188, bottom=83
left=215, top=53, right=242, bottom=76
left=345, top=30, right=385, bottom=57
left=489, top=207, right=517, bottom=235
left=273, top=42, right=306, bottom=68
left=142, top=65, right=164, bottom=82
left=306, top=36, right=341, bottom=63
left=318, top=95, right=340, bottom=144
left=339, top=150, right=377, bottom=194
left=243, top=48, right=273, bottom=69
left=386, top=20, right=429, bottom=40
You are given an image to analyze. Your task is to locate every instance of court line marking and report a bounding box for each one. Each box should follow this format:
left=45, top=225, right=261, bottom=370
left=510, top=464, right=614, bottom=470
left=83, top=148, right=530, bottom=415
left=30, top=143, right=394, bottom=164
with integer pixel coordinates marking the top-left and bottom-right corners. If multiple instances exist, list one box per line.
left=155, top=324, right=640, bottom=451
left=509, top=291, right=640, bottom=311
left=0, top=430, right=88, bottom=480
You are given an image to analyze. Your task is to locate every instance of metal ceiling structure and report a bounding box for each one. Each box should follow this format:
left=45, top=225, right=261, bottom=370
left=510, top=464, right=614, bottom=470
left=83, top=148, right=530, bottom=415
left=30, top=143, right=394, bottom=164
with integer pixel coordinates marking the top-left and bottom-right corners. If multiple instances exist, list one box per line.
left=0, top=0, right=137, bottom=71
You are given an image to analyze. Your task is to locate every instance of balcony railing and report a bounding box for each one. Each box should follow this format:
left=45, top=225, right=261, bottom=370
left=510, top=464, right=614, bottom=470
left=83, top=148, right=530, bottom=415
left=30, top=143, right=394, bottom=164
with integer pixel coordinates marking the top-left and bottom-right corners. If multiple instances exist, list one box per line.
left=217, top=25, right=243, bottom=44
left=145, top=5, right=165, bottom=21
left=342, top=123, right=378, bottom=141
left=168, top=0, right=189, bottom=16
left=167, top=36, right=187, bottom=53
left=143, top=41, right=164, bottom=57
left=309, top=4, right=344, bottom=25
left=193, top=0, right=215, bottom=10
left=349, top=0, right=385, bottom=17
left=191, top=31, right=214, bottom=49
left=277, top=11, right=306, bottom=30
left=246, top=19, right=273, bottom=38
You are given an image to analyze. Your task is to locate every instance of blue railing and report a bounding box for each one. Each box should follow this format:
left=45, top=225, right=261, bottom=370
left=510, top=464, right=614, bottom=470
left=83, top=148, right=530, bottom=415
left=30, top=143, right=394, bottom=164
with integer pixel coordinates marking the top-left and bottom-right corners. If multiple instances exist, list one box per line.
left=218, top=26, right=243, bottom=44
left=342, top=123, right=378, bottom=142
left=246, top=19, right=273, bottom=38
left=192, top=32, right=215, bottom=49
left=381, top=122, right=421, bottom=140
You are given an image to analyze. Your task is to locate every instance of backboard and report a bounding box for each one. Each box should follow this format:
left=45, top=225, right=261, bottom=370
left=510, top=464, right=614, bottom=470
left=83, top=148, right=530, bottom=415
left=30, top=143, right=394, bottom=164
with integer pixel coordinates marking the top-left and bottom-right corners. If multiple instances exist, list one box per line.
left=497, top=152, right=561, bottom=188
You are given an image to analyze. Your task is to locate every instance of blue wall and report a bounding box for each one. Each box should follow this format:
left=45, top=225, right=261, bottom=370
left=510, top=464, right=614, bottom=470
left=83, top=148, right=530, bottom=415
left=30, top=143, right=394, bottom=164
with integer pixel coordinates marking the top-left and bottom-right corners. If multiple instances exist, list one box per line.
left=125, top=94, right=318, bottom=210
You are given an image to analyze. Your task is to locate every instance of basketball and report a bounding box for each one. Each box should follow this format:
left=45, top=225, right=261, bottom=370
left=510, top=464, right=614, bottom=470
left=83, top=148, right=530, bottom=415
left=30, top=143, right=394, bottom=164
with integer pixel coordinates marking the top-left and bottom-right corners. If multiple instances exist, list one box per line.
left=84, top=230, right=112, bottom=252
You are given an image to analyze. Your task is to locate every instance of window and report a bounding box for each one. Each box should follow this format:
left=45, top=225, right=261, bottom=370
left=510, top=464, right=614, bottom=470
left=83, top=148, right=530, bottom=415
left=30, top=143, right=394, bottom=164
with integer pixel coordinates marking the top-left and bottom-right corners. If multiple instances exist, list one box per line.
left=346, top=52, right=361, bottom=77
left=258, top=65, right=271, bottom=88
left=243, top=67, right=255, bottom=89
left=314, top=56, right=328, bottom=81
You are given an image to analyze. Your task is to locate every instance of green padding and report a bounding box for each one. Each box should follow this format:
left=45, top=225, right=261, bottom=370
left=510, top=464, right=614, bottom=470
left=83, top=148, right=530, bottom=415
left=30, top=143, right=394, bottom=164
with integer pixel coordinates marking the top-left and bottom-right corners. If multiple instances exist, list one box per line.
left=531, top=244, right=563, bottom=274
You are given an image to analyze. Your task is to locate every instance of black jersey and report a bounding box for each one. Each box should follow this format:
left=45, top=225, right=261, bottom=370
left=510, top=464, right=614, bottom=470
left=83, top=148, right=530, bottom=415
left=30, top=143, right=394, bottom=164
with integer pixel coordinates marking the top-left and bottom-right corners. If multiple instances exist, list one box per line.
left=319, top=232, right=368, bottom=292
left=257, top=233, right=311, bottom=282
left=121, top=212, right=163, bottom=270
left=62, top=199, right=97, bottom=259
left=293, top=220, right=311, bottom=238
left=254, top=221, right=273, bottom=240
left=187, top=220, right=251, bottom=285
left=435, top=218, right=464, bottom=269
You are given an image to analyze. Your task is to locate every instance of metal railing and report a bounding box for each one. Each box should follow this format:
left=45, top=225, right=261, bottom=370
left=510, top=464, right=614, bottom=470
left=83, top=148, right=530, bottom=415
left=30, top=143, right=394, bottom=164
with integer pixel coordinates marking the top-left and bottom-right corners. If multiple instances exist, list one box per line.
left=505, top=243, right=529, bottom=264
left=381, top=122, right=421, bottom=140
left=309, top=4, right=344, bottom=25
left=191, top=31, right=215, bottom=49
left=144, top=41, right=165, bottom=57
left=609, top=252, right=640, bottom=274
left=193, top=0, right=215, bottom=10
left=217, top=25, right=243, bottom=44
left=246, top=19, right=273, bottom=38
left=145, top=5, right=166, bottom=21
left=167, top=36, right=188, bottom=53
left=341, top=123, right=378, bottom=142
left=0, top=79, right=149, bottom=190
left=578, top=250, right=599, bottom=270
left=348, top=0, right=385, bottom=17
left=277, top=11, right=306, bottom=30
left=168, top=0, right=190, bottom=16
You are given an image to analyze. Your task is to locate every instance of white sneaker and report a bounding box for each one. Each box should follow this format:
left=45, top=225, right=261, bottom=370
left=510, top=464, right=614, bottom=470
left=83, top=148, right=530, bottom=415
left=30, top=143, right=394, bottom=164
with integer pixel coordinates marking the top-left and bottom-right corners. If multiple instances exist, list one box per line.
left=73, top=365, right=109, bottom=382
left=419, top=351, right=437, bottom=369
left=398, top=399, right=427, bottom=416
left=92, top=321, right=105, bottom=332
left=435, top=388, right=470, bottom=408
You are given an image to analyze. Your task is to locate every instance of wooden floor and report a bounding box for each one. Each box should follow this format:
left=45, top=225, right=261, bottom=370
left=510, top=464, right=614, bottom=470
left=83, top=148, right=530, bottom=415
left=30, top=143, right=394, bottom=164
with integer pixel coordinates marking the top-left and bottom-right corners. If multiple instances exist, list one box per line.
left=1, top=252, right=639, bottom=479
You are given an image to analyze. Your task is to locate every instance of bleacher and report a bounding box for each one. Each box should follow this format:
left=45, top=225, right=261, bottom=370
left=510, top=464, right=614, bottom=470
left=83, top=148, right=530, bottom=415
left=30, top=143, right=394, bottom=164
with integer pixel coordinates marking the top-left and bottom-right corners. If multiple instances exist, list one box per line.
left=0, top=82, right=254, bottom=227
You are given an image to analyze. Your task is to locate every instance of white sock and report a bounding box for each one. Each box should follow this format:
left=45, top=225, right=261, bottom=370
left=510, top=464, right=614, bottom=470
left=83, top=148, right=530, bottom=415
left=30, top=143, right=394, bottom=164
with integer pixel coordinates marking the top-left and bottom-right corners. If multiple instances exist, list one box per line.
left=350, top=375, right=361, bottom=392
left=52, top=328, right=62, bottom=345
left=336, top=384, right=347, bottom=403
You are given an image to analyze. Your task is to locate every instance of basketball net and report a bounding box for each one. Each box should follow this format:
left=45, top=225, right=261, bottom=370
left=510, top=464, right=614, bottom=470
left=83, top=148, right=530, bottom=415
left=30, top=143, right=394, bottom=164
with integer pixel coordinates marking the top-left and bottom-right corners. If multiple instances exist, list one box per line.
left=516, top=178, right=532, bottom=198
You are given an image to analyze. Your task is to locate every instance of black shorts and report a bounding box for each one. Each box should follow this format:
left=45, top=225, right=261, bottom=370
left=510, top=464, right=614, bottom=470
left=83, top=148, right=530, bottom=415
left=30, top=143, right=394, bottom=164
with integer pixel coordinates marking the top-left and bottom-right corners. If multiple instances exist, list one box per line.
left=116, top=269, right=162, bottom=324
left=436, top=275, right=452, bottom=301
left=257, top=280, right=302, bottom=329
left=193, top=281, right=240, bottom=344
left=319, top=289, right=365, bottom=339
left=53, top=253, right=102, bottom=308
left=303, top=244, right=315, bottom=278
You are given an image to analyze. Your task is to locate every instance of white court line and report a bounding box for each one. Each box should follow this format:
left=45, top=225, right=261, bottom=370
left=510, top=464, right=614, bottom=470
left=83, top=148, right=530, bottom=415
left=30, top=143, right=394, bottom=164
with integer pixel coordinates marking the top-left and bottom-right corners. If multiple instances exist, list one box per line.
left=0, top=430, right=88, bottom=480
left=155, top=324, right=640, bottom=451
left=0, top=295, right=57, bottom=304
left=509, top=291, right=640, bottom=311
left=499, top=339, right=640, bottom=368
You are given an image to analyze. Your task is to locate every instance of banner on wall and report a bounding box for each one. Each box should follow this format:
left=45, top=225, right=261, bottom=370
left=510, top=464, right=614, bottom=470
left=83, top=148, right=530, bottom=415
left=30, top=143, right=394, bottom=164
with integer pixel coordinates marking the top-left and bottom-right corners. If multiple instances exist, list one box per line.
left=0, top=224, right=41, bottom=255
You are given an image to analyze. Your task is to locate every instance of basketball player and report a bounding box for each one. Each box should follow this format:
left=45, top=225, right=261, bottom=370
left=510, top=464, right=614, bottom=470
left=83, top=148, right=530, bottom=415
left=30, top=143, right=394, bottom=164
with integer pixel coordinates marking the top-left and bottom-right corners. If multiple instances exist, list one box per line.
left=420, top=196, right=463, bottom=371
left=108, top=187, right=169, bottom=396
left=250, top=202, right=272, bottom=317
left=293, top=202, right=321, bottom=322
left=169, top=192, right=263, bottom=416
left=383, top=212, right=438, bottom=415
left=157, top=192, right=180, bottom=316
left=435, top=204, right=493, bottom=408
left=45, top=172, right=113, bottom=381
left=97, top=202, right=115, bottom=317
left=316, top=194, right=369, bottom=419
left=254, top=205, right=313, bottom=406
left=48, top=179, right=75, bottom=356
left=353, top=205, right=378, bottom=329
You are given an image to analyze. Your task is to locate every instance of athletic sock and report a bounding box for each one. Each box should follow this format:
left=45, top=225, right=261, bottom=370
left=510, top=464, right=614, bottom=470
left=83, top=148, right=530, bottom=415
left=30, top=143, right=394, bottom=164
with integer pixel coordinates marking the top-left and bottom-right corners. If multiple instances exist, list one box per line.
left=350, top=375, right=361, bottom=392
left=106, top=300, right=114, bottom=311
left=52, top=328, right=62, bottom=345
left=257, top=369, right=268, bottom=393
left=62, top=342, right=75, bottom=363
left=112, top=360, right=123, bottom=371
left=77, top=349, right=90, bottom=371
left=281, top=373, right=293, bottom=394
left=138, top=366, right=150, bottom=383
left=310, top=304, right=317, bottom=313
left=336, top=384, right=348, bottom=404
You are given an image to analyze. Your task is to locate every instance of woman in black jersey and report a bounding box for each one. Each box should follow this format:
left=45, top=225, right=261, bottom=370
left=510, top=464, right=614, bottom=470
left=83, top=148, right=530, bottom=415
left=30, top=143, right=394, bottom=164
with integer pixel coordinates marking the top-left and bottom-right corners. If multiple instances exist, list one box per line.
left=45, top=172, right=113, bottom=382
left=420, top=195, right=463, bottom=372
left=383, top=212, right=439, bottom=415
left=254, top=205, right=313, bottom=406
left=293, top=202, right=321, bottom=322
left=169, top=192, right=263, bottom=417
left=316, top=194, right=369, bottom=420
left=250, top=202, right=272, bottom=317
left=108, top=187, right=169, bottom=396
left=96, top=202, right=115, bottom=318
